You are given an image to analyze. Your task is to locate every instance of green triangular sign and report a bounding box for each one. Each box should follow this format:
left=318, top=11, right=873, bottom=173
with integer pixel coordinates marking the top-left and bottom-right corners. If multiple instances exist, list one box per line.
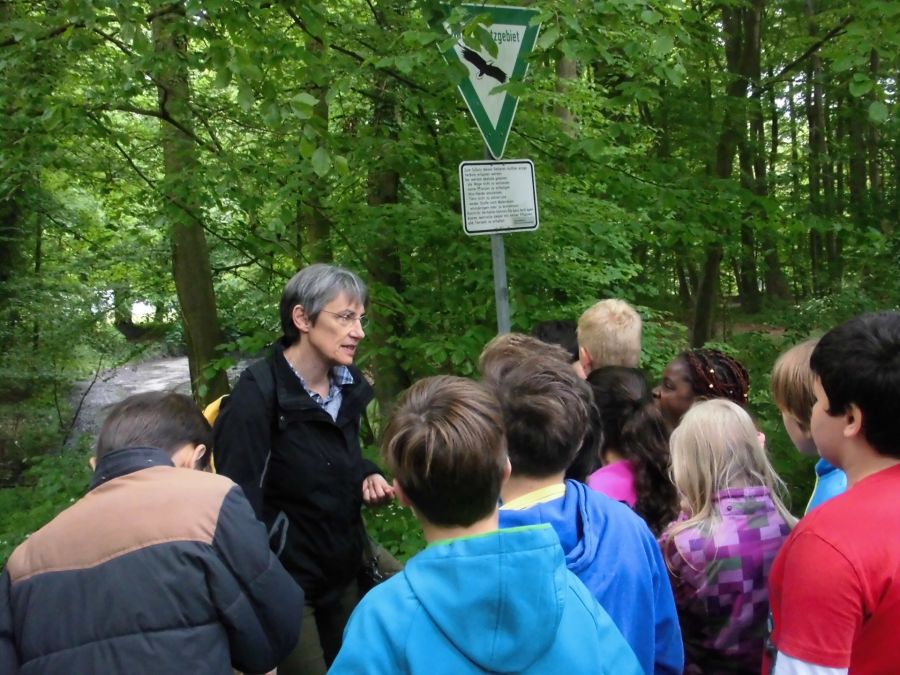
left=442, top=5, right=541, bottom=159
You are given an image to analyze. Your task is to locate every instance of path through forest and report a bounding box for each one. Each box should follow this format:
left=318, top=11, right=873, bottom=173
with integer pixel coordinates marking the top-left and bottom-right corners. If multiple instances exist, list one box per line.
left=68, top=357, right=247, bottom=444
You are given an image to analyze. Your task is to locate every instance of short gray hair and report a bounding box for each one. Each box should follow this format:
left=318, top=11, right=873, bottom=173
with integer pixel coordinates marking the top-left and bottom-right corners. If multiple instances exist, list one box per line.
left=279, top=263, right=368, bottom=345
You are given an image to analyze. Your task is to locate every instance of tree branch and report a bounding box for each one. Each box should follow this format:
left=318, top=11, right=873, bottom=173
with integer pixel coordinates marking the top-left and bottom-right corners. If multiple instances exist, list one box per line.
left=753, top=15, right=853, bottom=96
left=280, top=4, right=431, bottom=95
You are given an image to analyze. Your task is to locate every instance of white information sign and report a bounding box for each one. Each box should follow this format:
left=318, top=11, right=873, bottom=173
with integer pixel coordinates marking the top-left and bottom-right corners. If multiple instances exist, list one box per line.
left=459, top=159, right=539, bottom=236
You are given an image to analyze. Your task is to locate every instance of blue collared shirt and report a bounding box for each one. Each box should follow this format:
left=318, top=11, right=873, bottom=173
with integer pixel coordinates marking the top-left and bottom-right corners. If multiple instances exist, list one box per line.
left=287, top=363, right=354, bottom=421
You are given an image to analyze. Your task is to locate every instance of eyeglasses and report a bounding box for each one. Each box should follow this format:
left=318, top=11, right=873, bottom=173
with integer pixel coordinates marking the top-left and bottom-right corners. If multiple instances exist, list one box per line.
left=320, top=310, right=369, bottom=328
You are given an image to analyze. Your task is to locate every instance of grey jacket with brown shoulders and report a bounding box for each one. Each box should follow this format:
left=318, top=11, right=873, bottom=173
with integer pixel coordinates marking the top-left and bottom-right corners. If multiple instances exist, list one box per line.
left=0, top=446, right=303, bottom=675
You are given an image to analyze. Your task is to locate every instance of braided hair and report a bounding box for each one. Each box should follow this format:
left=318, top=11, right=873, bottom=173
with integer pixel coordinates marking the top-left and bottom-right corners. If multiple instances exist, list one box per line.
left=680, top=349, right=750, bottom=407
left=588, top=367, right=679, bottom=535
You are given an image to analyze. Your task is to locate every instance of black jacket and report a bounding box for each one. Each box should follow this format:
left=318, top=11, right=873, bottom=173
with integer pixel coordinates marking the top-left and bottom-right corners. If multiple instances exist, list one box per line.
left=213, top=343, right=377, bottom=602
left=0, top=447, right=303, bottom=675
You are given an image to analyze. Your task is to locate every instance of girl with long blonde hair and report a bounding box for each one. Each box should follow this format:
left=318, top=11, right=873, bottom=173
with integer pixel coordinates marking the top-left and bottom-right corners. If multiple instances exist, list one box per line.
left=659, top=398, right=795, bottom=675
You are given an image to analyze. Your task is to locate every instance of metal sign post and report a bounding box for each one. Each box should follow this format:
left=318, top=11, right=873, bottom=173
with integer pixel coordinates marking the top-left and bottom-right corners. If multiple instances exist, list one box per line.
left=441, top=5, right=542, bottom=336
left=458, top=152, right=539, bottom=335
left=490, top=233, right=511, bottom=334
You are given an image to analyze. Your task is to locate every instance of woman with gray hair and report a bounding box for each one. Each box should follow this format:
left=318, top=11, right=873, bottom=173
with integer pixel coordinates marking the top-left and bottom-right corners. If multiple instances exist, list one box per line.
left=214, top=263, right=394, bottom=675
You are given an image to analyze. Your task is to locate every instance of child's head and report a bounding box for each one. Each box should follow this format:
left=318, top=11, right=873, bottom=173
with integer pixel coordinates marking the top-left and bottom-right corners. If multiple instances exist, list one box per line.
left=809, top=311, right=900, bottom=461
left=96, top=392, right=212, bottom=470
left=654, top=348, right=750, bottom=430
left=487, top=354, right=595, bottom=479
left=479, top=332, right=572, bottom=385
left=577, top=299, right=642, bottom=373
left=669, top=399, right=793, bottom=526
left=771, top=338, right=819, bottom=456
left=531, top=319, right=579, bottom=363
left=587, top=367, right=677, bottom=534
left=381, top=376, right=509, bottom=528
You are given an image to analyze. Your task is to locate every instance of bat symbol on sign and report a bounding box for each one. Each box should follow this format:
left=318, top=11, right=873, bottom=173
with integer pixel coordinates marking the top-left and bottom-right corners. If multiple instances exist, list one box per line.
left=460, top=46, right=508, bottom=84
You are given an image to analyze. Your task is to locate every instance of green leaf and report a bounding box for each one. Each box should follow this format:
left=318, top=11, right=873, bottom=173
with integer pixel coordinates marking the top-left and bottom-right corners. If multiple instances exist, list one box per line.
left=213, top=68, right=231, bottom=89
left=537, top=26, right=559, bottom=50
left=868, top=101, right=888, bottom=124
left=311, top=147, right=331, bottom=177
left=292, top=92, right=319, bottom=107
left=849, top=75, right=872, bottom=98
left=651, top=34, right=674, bottom=57
left=237, top=85, right=254, bottom=111
left=641, top=9, right=662, bottom=24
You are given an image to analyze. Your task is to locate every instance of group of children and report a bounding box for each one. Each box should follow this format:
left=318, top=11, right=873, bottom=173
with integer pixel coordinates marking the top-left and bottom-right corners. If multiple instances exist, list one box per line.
left=335, top=302, right=899, bottom=675
left=2, top=289, right=899, bottom=675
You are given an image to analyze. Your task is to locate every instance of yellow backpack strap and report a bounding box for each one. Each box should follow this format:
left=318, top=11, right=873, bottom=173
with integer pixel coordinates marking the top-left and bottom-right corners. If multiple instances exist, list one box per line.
left=202, top=395, right=229, bottom=474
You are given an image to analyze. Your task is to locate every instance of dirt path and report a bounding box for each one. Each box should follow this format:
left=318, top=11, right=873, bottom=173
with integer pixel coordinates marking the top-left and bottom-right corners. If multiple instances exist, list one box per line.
left=68, top=357, right=248, bottom=445
left=68, top=357, right=193, bottom=442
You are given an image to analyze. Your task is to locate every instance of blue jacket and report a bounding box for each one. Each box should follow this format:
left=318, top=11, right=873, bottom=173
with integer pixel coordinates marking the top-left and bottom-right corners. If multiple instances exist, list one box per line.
left=804, top=458, right=848, bottom=514
left=1, top=447, right=303, bottom=675
left=499, top=480, right=683, bottom=675
left=329, top=525, right=642, bottom=674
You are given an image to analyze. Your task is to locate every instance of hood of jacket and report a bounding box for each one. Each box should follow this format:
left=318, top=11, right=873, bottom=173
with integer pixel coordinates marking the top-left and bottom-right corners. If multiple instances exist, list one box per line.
left=403, top=525, right=568, bottom=673
left=499, top=479, right=618, bottom=577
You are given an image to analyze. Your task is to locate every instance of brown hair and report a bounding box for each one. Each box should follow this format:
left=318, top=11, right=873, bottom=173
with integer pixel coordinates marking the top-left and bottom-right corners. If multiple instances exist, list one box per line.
left=382, top=376, right=508, bottom=527
left=96, top=391, right=212, bottom=465
left=479, top=332, right=572, bottom=384
left=577, top=299, right=642, bottom=369
left=771, top=338, right=819, bottom=429
left=487, top=354, right=594, bottom=478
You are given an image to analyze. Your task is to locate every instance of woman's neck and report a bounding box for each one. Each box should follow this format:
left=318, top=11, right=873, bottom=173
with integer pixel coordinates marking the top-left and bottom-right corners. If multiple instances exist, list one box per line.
left=283, top=341, right=331, bottom=396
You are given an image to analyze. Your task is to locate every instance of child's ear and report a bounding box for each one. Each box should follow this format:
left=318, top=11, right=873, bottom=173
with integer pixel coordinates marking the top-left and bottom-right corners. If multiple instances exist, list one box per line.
left=189, top=444, right=208, bottom=470
left=843, top=403, right=864, bottom=440
left=89, top=456, right=97, bottom=471
left=501, top=456, right=512, bottom=484
left=393, top=479, right=413, bottom=509
left=578, top=346, right=593, bottom=375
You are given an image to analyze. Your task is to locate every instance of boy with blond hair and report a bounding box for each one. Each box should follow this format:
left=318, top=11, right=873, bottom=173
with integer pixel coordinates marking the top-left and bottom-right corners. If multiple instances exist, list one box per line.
left=772, top=338, right=847, bottom=513
left=330, top=376, right=642, bottom=675
left=577, top=299, right=642, bottom=375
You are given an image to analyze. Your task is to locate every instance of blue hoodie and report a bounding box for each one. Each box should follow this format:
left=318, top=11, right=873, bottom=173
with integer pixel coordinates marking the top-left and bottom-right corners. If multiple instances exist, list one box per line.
left=499, top=480, right=683, bottom=675
left=804, top=458, right=848, bottom=514
left=330, top=525, right=642, bottom=674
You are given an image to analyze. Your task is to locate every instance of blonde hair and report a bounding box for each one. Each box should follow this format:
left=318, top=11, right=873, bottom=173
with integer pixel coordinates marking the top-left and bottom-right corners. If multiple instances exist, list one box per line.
left=771, top=338, right=819, bottom=429
left=668, top=399, right=796, bottom=538
left=577, top=299, right=642, bottom=369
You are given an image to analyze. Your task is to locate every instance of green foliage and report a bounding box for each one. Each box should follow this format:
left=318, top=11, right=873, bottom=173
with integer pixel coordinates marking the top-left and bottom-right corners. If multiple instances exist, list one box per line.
left=361, top=441, right=425, bottom=562
left=0, top=448, right=92, bottom=566
left=2, top=0, right=898, bottom=557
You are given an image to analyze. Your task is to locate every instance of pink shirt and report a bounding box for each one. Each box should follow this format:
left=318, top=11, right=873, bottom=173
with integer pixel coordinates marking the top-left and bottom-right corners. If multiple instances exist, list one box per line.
left=587, top=460, right=638, bottom=507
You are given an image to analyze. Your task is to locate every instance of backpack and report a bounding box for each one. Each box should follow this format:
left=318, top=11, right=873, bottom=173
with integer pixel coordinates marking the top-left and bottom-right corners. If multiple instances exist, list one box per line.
left=203, top=358, right=277, bottom=473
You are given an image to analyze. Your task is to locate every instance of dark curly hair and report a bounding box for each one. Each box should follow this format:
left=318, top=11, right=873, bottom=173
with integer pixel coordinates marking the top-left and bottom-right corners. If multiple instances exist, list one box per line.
left=587, top=367, right=679, bottom=535
left=681, top=348, right=750, bottom=406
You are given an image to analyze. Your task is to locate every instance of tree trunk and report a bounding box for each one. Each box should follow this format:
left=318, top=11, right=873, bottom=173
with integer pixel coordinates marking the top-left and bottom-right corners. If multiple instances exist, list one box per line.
left=152, top=7, right=229, bottom=405
left=295, top=38, right=333, bottom=265
left=692, top=4, right=743, bottom=346
left=555, top=58, right=578, bottom=138
left=365, top=73, right=410, bottom=416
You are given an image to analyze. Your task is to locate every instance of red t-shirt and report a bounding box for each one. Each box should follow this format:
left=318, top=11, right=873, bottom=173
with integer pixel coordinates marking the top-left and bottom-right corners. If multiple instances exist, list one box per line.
left=764, top=463, right=900, bottom=674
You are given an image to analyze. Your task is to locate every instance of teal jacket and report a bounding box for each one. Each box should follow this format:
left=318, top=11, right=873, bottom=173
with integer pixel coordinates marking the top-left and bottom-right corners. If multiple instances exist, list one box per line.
left=329, top=525, right=642, bottom=674
left=804, top=458, right=848, bottom=514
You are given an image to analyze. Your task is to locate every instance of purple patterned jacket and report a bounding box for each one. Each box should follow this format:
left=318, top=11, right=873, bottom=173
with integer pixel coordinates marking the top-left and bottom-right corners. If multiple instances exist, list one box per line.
left=658, top=486, right=792, bottom=675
